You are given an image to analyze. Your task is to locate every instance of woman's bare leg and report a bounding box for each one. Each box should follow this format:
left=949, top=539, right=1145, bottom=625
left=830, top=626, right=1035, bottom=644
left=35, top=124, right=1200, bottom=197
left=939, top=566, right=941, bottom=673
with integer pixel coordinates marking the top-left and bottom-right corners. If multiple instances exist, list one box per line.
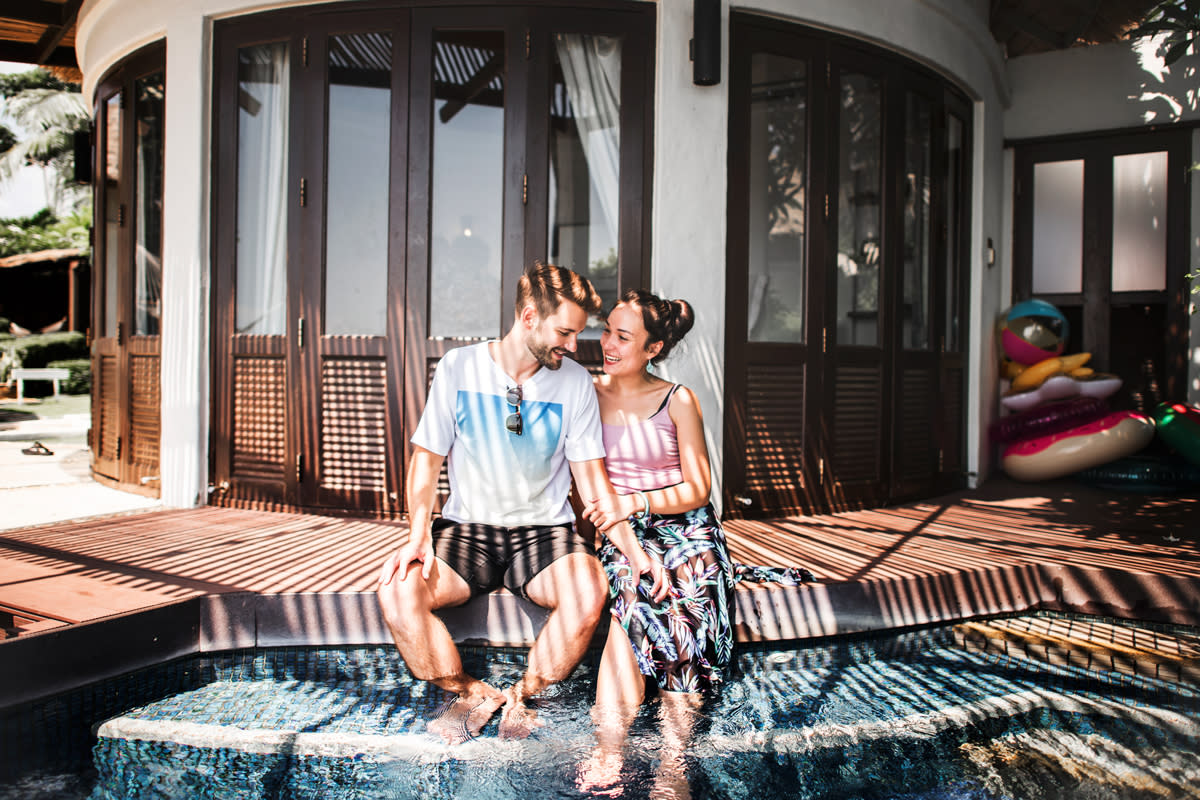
left=652, top=691, right=703, bottom=800
left=579, top=622, right=645, bottom=792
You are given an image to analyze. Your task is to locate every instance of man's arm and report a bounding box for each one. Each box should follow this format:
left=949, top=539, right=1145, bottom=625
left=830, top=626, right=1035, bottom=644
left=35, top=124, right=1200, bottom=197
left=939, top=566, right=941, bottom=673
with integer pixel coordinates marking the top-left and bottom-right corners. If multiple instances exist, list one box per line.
left=570, top=458, right=668, bottom=602
left=378, top=445, right=445, bottom=586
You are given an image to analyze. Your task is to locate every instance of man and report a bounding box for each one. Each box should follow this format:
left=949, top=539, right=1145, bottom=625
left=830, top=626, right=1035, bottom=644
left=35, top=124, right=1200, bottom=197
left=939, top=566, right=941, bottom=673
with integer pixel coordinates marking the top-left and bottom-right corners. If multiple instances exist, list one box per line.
left=378, top=263, right=666, bottom=743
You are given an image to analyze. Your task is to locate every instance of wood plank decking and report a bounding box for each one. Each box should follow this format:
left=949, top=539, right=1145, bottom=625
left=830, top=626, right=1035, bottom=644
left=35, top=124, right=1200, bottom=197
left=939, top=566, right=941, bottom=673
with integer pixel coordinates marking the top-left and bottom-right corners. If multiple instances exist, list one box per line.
left=1, top=478, right=1196, bottom=631
left=0, top=477, right=1196, bottom=707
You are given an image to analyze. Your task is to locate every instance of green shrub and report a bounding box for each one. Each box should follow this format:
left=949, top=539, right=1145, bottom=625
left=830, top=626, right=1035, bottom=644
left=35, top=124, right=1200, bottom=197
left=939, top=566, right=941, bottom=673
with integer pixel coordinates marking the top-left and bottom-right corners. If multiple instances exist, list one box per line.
left=0, top=317, right=9, bottom=333
left=1, top=331, right=87, bottom=369
left=47, top=358, right=91, bottom=395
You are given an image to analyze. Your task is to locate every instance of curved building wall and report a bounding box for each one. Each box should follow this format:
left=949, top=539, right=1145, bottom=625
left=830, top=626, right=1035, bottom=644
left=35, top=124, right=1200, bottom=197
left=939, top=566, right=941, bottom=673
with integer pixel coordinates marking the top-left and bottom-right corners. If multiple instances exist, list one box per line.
left=76, top=0, right=1010, bottom=508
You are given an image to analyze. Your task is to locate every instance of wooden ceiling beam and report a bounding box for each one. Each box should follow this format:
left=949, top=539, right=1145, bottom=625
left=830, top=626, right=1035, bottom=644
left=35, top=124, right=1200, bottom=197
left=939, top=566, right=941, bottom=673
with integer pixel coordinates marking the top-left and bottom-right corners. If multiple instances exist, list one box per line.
left=0, top=0, right=63, bottom=27
left=0, top=41, right=76, bottom=69
left=33, top=0, right=82, bottom=66
left=995, top=7, right=1070, bottom=49
left=1063, top=0, right=1105, bottom=45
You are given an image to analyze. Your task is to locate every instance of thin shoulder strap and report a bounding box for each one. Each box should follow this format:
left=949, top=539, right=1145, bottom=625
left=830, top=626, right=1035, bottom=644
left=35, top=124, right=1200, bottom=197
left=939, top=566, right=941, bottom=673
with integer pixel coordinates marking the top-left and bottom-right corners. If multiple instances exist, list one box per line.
left=652, top=383, right=680, bottom=416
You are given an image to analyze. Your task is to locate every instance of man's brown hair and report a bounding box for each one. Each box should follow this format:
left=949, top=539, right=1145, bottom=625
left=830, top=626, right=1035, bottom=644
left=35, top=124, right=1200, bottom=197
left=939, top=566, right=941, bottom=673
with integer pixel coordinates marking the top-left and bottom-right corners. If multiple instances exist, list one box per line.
left=514, top=262, right=603, bottom=320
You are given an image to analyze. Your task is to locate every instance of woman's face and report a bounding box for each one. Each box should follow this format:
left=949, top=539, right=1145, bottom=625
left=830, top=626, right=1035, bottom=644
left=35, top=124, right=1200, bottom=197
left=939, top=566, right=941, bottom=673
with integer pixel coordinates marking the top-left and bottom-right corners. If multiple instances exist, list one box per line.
left=601, top=302, right=661, bottom=376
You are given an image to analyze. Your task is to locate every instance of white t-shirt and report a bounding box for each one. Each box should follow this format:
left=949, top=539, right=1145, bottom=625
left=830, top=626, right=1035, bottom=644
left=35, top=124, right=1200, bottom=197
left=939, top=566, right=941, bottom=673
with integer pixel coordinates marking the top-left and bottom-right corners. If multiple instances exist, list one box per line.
left=411, top=342, right=605, bottom=526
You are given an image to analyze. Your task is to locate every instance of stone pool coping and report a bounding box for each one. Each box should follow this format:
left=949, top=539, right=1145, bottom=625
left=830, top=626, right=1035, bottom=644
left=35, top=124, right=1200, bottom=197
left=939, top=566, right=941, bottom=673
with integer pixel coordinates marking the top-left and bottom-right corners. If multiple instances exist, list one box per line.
left=3, top=558, right=1198, bottom=712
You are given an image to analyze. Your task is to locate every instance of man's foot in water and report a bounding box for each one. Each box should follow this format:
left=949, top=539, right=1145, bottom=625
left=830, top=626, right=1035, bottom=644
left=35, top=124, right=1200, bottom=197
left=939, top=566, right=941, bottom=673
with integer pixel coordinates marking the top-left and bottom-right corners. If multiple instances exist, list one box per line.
left=498, top=685, right=546, bottom=740
left=427, top=685, right=505, bottom=745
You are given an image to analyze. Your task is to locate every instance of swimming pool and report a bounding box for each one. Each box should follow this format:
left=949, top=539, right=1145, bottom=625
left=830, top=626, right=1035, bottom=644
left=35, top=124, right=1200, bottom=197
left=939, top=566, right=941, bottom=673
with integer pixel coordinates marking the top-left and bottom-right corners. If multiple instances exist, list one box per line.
left=2, top=612, right=1198, bottom=799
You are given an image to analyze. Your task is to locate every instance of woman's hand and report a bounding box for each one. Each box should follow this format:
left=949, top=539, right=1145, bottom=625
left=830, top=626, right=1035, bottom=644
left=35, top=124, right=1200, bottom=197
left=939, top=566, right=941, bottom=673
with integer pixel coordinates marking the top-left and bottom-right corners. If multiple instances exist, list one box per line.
left=628, top=546, right=670, bottom=603
left=582, top=491, right=638, bottom=533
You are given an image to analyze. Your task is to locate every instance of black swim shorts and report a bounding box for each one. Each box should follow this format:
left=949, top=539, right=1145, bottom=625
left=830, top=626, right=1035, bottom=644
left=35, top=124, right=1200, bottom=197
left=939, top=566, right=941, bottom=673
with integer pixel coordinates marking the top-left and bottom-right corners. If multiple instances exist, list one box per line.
left=430, top=518, right=595, bottom=601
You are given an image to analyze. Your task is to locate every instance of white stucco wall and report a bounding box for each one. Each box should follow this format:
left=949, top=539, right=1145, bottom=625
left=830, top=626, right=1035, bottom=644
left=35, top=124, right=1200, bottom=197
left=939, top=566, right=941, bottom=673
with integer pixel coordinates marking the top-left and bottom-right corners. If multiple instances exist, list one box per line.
left=1193, top=128, right=1200, bottom=403
left=645, top=0, right=728, bottom=505
left=1005, top=37, right=1200, bottom=140
left=77, top=0, right=1011, bottom=506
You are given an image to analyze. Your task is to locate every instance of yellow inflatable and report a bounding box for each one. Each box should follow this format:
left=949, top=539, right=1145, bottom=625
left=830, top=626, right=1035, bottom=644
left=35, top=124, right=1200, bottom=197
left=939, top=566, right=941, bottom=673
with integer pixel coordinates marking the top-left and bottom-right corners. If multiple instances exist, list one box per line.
left=1009, top=352, right=1091, bottom=393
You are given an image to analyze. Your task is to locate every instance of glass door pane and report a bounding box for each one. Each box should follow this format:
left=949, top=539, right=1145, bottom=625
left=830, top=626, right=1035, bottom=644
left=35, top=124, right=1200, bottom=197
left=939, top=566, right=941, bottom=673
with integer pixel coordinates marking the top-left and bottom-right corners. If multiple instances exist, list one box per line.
left=748, top=52, right=807, bottom=343
left=944, top=114, right=964, bottom=352
left=834, top=72, right=882, bottom=347
left=902, top=93, right=932, bottom=351
left=547, top=33, right=621, bottom=312
left=1112, top=151, right=1167, bottom=292
left=324, top=32, right=392, bottom=336
left=235, top=42, right=289, bottom=336
left=134, top=73, right=164, bottom=336
left=103, top=92, right=122, bottom=338
left=1031, top=159, right=1084, bottom=295
left=429, top=30, right=505, bottom=339
left=312, top=29, right=396, bottom=510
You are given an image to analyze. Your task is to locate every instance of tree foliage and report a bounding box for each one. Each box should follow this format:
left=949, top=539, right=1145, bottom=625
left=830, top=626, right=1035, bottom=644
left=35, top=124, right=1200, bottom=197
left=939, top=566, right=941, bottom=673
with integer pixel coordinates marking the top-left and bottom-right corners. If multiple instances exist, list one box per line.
left=1132, top=2, right=1200, bottom=295
left=0, top=70, right=76, bottom=99
left=1131, top=0, right=1200, bottom=65
left=0, top=207, right=91, bottom=258
left=0, top=68, right=89, bottom=215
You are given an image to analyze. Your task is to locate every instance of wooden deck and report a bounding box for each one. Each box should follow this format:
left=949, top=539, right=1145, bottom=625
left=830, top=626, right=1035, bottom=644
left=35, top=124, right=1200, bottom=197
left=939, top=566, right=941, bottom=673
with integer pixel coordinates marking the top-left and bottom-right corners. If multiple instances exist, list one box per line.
left=0, top=477, right=1197, bottom=707
left=1, top=476, right=1195, bottom=627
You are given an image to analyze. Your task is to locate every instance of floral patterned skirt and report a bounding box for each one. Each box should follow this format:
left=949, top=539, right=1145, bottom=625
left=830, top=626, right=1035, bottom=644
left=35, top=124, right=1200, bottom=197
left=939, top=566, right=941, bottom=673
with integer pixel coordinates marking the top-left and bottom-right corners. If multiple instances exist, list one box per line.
left=598, top=504, right=814, bottom=694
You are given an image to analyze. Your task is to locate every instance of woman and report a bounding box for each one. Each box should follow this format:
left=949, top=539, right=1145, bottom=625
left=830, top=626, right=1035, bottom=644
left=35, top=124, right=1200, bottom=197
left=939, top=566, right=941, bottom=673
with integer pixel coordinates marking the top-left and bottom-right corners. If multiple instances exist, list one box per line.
left=579, top=289, right=811, bottom=797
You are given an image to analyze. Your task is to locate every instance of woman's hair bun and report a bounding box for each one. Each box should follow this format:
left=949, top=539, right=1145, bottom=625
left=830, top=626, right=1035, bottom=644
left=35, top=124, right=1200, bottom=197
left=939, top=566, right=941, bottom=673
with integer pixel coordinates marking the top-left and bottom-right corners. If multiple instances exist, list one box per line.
left=616, top=289, right=695, bottom=365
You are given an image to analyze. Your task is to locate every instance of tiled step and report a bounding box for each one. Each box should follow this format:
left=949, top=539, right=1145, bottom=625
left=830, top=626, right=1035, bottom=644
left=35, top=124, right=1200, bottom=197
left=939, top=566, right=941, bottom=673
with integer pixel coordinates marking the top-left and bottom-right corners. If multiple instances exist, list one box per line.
left=953, top=616, right=1200, bottom=685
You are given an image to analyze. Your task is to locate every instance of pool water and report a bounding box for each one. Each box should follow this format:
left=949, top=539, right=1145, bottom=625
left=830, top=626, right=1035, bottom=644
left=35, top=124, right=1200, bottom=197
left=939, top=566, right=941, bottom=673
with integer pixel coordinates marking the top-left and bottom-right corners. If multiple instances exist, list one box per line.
left=2, top=613, right=1198, bottom=799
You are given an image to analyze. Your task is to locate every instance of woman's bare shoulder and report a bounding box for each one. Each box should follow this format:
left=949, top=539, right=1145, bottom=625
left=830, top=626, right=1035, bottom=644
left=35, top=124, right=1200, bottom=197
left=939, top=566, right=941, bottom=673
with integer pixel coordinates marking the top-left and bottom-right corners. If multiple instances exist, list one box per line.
left=667, top=383, right=703, bottom=420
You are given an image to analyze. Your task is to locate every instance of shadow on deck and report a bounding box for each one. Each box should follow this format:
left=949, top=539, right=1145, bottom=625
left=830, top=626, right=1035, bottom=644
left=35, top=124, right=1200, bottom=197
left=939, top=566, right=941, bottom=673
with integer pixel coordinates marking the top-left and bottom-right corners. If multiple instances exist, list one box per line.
left=1, top=477, right=1196, bottom=708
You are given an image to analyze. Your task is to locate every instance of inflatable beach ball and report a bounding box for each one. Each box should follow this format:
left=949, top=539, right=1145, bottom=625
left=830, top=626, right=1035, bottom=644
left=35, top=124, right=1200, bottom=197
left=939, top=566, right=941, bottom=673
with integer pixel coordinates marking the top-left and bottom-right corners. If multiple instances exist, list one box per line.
left=1001, top=299, right=1069, bottom=366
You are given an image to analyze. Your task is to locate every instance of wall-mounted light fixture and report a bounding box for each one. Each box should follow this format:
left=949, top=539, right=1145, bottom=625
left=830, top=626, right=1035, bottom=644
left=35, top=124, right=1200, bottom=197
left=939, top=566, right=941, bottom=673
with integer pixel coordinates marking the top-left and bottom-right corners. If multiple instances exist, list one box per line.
left=987, top=237, right=996, bottom=267
left=691, top=0, right=720, bottom=86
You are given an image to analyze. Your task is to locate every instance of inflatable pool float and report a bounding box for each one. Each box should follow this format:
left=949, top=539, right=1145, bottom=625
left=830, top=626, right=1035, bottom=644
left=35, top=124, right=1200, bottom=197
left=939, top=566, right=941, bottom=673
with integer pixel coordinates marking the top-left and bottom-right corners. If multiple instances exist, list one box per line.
left=1075, top=454, right=1200, bottom=494
left=988, top=396, right=1109, bottom=444
left=1001, top=411, right=1155, bottom=482
left=1008, top=352, right=1091, bottom=393
left=1153, top=402, right=1200, bottom=466
left=1002, top=373, right=1123, bottom=412
left=1001, top=300, right=1069, bottom=365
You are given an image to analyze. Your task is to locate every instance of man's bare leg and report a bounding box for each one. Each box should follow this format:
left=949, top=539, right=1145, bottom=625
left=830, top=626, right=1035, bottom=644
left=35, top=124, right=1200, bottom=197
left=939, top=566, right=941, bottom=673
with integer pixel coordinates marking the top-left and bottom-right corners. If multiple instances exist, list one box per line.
left=499, top=552, right=608, bottom=739
left=377, top=558, right=505, bottom=743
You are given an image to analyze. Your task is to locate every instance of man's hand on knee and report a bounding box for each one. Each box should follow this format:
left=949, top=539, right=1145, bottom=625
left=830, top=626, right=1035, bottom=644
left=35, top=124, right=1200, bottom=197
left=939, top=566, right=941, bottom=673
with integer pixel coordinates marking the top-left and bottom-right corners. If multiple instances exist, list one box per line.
left=378, top=537, right=435, bottom=587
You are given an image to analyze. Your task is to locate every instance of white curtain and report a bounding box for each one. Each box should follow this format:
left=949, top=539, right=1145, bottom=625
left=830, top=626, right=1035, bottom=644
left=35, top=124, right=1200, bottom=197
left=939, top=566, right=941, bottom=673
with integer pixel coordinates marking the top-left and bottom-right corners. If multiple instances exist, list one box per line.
left=235, top=43, right=289, bottom=335
left=134, top=75, right=164, bottom=337
left=554, top=34, right=621, bottom=243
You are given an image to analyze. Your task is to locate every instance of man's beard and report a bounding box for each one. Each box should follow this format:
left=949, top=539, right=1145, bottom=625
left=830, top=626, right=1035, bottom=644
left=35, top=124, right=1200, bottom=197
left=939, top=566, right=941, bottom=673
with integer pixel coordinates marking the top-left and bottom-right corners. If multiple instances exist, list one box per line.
left=526, top=331, right=564, bottom=370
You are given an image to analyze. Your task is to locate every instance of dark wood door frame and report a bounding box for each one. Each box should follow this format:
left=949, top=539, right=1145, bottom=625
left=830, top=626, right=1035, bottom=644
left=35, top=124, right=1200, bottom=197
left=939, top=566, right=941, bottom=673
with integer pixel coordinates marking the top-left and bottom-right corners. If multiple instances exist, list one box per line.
left=90, top=42, right=166, bottom=497
left=723, top=13, right=972, bottom=517
left=1012, top=127, right=1191, bottom=404
left=210, top=2, right=656, bottom=516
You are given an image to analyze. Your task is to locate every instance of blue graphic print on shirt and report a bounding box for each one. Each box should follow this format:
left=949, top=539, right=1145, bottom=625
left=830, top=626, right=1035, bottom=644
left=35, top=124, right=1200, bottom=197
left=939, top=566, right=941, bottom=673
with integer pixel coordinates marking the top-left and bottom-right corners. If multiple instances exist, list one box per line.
left=453, top=390, right=563, bottom=512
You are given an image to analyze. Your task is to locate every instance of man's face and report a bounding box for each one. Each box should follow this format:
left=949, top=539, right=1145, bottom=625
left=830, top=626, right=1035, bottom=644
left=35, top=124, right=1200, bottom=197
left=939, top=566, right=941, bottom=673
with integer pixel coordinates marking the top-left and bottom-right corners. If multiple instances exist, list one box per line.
left=524, top=300, right=589, bottom=370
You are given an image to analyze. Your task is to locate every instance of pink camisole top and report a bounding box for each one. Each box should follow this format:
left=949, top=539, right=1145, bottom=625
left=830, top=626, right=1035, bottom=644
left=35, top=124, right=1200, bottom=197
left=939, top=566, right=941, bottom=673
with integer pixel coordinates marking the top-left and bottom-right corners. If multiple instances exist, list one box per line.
left=602, top=384, right=684, bottom=494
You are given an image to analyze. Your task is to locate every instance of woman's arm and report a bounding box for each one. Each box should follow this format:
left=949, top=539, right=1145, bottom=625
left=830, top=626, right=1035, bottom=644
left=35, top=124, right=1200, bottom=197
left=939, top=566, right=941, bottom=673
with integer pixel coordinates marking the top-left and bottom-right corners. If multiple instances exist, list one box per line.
left=584, top=386, right=712, bottom=529
left=571, top=458, right=669, bottom=602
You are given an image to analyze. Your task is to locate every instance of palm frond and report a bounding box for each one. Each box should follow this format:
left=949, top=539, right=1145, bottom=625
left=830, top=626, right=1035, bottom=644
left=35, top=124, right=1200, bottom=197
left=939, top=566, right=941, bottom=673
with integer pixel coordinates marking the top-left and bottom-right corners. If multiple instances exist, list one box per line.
left=5, top=89, right=88, bottom=131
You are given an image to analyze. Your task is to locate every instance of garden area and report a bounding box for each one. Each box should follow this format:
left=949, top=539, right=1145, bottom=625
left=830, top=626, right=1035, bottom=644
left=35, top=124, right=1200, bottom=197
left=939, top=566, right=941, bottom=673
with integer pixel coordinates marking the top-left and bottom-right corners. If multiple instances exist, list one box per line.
left=1, top=64, right=92, bottom=416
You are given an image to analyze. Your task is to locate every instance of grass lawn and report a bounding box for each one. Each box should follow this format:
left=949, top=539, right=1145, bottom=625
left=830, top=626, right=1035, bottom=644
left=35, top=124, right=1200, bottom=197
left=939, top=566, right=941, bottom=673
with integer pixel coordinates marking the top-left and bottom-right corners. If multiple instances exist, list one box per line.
left=0, top=392, right=90, bottom=422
